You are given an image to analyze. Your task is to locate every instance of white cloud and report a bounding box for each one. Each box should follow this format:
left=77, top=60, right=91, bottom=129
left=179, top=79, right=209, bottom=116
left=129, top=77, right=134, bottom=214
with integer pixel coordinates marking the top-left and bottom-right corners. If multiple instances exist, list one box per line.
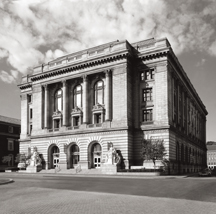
left=0, top=70, right=17, bottom=84
left=1, top=0, right=216, bottom=83
left=0, top=49, right=8, bottom=59
left=196, top=58, right=206, bottom=67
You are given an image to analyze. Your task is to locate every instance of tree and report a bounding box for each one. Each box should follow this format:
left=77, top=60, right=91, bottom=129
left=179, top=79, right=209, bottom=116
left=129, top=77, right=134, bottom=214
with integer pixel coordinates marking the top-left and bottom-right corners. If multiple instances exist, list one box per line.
left=140, top=138, right=167, bottom=169
left=2, top=156, right=12, bottom=165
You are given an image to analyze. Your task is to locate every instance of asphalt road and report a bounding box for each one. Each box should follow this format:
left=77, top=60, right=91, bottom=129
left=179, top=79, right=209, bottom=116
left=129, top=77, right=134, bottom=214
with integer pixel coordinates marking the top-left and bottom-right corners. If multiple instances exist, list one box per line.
left=1, top=173, right=216, bottom=214
left=1, top=173, right=216, bottom=202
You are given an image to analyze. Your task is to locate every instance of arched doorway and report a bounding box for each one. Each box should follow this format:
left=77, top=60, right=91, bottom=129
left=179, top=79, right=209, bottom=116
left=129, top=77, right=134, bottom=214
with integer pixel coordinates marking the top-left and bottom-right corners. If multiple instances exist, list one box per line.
left=68, top=144, right=80, bottom=168
left=48, top=145, right=60, bottom=169
left=92, top=143, right=102, bottom=168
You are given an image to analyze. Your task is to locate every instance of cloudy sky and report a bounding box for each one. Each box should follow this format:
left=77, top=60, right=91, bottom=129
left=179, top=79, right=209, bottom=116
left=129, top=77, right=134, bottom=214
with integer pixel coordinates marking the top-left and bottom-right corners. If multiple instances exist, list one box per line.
left=0, top=0, right=216, bottom=141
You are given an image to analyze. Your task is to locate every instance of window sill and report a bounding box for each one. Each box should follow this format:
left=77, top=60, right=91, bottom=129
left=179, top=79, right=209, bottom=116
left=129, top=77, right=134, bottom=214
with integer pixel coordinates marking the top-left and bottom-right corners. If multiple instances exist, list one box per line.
left=141, top=121, right=154, bottom=125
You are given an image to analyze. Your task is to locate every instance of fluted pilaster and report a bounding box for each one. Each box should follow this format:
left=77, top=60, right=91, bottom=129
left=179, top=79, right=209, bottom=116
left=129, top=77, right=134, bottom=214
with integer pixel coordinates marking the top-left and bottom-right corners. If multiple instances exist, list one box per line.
left=83, top=75, right=88, bottom=124
left=44, top=85, right=49, bottom=129
left=62, top=80, right=67, bottom=126
left=105, top=70, right=111, bottom=121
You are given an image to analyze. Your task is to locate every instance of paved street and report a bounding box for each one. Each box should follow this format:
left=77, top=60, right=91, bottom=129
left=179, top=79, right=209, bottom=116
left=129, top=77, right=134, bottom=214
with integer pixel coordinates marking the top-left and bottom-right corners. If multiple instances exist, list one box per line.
left=0, top=173, right=216, bottom=214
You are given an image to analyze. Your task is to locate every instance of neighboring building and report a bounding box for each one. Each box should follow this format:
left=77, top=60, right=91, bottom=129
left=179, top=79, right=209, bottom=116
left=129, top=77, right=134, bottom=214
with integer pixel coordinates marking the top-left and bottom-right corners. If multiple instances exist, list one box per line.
left=207, top=141, right=216, bottom=169
left=0, top=115, right=20, bottom=169
left=18, top=38, right=207, bottom=174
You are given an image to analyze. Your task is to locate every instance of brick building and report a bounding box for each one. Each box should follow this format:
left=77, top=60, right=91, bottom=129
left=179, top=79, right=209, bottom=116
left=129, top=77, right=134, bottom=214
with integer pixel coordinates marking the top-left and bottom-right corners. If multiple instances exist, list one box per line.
left=18, top=38, right=207, bottom=174
left=0, top=115, right=20, bottom=169
left=207, top=141, right=216, bottom=170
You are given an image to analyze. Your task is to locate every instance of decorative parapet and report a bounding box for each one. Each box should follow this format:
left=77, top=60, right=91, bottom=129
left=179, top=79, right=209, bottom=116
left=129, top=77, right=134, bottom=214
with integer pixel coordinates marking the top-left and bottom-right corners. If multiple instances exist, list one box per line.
left=32, top=40, right=131, bottom=77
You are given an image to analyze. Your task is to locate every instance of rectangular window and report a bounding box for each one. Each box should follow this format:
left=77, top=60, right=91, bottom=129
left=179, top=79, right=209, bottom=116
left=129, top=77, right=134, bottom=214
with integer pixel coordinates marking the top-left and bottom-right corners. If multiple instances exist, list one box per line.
left=141, top=68, right=155, bottom=81
left=8, top=140, right=14, bottom=151
left=143, top=88, right=152, bottom=101
left=96, top=114, right=101, bottom=124
left=28, top=94, right=32, bottom=103
left=8, top=126, right=13, bottom=133
left=74, top=117, right=79, bottom=126
left=143, top=109, right=153, bottom=122
left=30, top=108, right=33, bottom=119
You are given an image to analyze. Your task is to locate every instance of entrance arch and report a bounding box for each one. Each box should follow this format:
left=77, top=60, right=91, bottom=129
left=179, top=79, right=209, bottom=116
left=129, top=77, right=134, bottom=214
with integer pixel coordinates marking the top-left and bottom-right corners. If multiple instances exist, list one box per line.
left=67, top=143, right=80, bottom=169
left=48, top=144, right=60, bottom=169
left=88, top=142, right=102, bottom=168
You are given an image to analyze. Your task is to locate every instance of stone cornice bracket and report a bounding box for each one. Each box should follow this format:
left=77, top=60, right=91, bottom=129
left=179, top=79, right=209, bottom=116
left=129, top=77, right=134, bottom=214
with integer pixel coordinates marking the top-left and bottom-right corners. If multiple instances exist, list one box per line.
left=19, top=83, right=32, bottom=90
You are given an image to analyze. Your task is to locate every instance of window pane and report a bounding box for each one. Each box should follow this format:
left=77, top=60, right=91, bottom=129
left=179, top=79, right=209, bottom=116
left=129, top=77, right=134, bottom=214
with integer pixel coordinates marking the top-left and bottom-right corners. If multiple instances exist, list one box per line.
left=76, top=93, right=81, bottom=107
left=76, top=86, right=81, bottom=92
left=58, top=90, right=62, bottom=95
left=58, top=97, right=62, bottom=111
left=97, top=81, right=103, bottom=87
left=97, top=89, right=102, bottom=104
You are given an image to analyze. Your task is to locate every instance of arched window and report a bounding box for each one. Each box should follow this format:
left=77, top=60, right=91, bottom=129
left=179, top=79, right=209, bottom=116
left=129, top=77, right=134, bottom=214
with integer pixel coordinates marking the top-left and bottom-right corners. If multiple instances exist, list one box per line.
left=73, top=85, right=82, bottom=108
left=55, top=89, right=62, bottom=111
left=94, top=80, right=104, bottom=104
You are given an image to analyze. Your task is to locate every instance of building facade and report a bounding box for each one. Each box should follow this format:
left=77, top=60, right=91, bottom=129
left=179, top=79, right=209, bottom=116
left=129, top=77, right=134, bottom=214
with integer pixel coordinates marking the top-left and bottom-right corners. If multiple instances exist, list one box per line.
left=18, top=38, right=207, bottom=174
left=0, top=115, right=20, bottom=169
left=207, top=141, right=216, bottom=170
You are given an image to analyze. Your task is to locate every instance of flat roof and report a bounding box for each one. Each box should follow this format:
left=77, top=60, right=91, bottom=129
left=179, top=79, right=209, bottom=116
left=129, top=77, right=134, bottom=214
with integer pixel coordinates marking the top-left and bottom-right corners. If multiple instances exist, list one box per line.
left=0, top=115, right=21, bottom=125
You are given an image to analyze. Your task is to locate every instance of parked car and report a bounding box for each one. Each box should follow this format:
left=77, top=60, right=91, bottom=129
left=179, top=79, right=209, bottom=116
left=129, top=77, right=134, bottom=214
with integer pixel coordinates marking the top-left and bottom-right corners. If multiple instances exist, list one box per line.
left=198, top=168, right=212, bottom=177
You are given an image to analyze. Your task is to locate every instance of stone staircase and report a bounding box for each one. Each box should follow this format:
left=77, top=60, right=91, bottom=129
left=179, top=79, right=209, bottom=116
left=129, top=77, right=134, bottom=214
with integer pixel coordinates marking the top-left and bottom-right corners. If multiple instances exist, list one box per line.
left=39, top=168, right=103, bottom=175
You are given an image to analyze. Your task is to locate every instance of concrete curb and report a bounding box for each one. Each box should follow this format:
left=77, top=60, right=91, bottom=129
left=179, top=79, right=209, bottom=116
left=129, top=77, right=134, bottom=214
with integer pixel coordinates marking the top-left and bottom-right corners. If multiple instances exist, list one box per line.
left=0, top=178, right=14, bottom=185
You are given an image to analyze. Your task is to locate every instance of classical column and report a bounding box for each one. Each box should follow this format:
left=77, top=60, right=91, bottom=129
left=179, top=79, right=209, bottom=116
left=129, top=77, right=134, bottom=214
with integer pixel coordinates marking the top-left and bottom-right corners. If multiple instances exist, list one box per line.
left=44, top=85, right=49, bottom=129
left=83, top=75, right=88, bottom=124
left=105, top=70, right=111, bottom=121
left=62, top=80, right=67, bottom=126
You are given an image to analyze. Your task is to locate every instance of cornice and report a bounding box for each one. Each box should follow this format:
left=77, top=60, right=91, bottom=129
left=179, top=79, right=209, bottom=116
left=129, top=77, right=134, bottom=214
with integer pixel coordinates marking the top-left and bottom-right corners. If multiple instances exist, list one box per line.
left=137, top=48, right=169, bottom=61
left=31, top=52, right=129, bottom=82
left=18, top=83, right=32, bottom=90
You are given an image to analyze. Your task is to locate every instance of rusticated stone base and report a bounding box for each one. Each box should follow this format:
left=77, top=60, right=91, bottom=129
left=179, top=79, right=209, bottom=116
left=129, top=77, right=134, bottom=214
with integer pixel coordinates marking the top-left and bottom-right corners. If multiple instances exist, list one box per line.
left=101, top=163, right=117, bottom=174
left=26, top=165, right=42, bottom=173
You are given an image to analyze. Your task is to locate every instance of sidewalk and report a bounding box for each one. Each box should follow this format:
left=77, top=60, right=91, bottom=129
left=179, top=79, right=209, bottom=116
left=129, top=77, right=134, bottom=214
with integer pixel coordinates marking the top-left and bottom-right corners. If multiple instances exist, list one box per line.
left=0, top=170, right=188, bottom=180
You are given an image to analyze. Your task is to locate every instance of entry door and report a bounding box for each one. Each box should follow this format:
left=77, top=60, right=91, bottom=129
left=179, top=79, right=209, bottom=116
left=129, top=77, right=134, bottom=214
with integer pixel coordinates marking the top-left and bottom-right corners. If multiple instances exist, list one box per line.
left=94, top=154, right=101, bottom=168
left=53, top=153, right=59, bottom=168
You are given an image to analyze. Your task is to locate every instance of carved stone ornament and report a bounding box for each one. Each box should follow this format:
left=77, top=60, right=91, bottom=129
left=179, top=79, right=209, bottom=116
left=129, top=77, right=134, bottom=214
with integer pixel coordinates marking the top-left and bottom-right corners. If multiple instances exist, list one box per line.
left=52, top=110, right=62, bottom=118
left=29, top=147, right=42, bottom=167
left=71, top=106, right=83, bottom=114
left=104, top=142, right=121, bottom=165
left=92, top=103, right=105, bottom=111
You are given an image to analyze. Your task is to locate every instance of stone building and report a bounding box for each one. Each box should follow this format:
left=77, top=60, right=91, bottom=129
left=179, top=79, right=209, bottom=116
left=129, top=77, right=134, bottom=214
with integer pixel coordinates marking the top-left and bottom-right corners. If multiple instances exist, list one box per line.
left=0, top=115, right=20, bottom=170
left=18, top=38, right=207, bottom=174
left=207, top=141, right=216, bottom=170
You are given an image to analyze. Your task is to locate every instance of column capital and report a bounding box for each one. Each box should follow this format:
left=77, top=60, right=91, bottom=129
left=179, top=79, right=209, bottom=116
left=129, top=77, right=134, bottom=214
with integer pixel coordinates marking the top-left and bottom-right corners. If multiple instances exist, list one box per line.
left=83, top=75, right=88, bottom=82
left=43, top=84, right=49, bottom=90
left=104, top=69, right=112, bottom=77
left=62, top=79, right=67, bottom=87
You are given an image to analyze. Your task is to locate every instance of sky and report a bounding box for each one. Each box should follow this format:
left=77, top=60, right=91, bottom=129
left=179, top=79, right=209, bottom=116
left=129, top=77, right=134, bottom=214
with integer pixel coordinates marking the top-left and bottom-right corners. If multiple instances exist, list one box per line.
left=0, top=0, right=216, bottom=141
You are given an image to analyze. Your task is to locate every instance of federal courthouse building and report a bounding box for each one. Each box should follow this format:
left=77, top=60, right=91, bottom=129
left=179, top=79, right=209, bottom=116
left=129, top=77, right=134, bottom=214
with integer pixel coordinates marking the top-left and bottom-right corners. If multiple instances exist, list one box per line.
left=18, top=38, right=208, bottom=174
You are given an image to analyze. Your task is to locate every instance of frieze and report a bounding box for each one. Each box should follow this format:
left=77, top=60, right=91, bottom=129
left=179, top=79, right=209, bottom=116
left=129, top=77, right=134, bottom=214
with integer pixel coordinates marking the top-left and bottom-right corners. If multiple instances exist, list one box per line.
left=144, top=129, right=169, bottom=134
left=33, top=85, right=42, bottom=93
